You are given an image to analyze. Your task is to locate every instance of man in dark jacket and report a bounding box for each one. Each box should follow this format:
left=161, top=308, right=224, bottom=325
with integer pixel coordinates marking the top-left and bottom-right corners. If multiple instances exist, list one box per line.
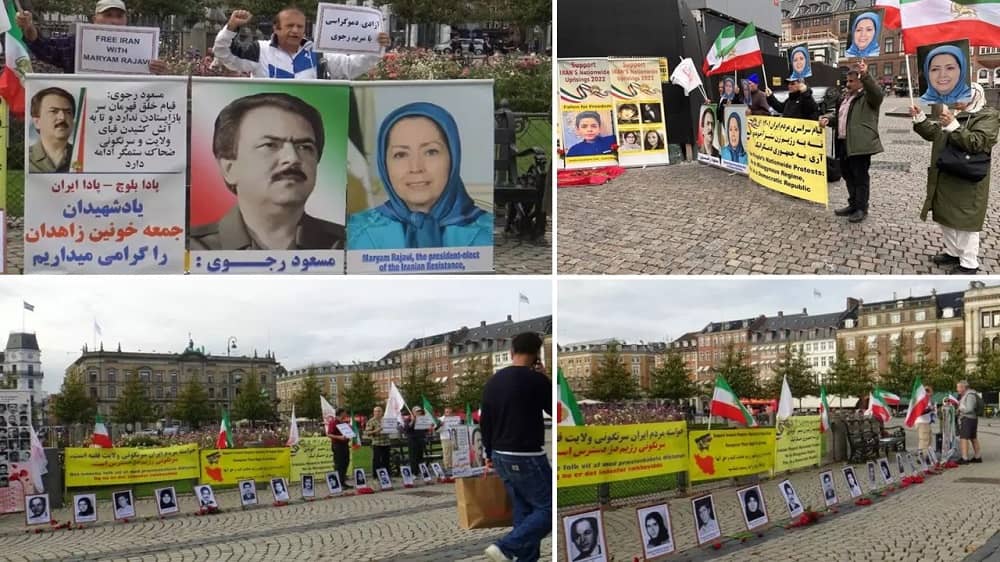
left=745, top=73, right=772, bottom=116
left=766, top=78, right=819, bottom=120
left=820, top=60, right=884, bottom=223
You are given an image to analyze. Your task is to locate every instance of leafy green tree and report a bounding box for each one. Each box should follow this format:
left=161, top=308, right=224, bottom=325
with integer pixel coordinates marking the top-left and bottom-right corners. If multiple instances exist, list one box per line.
left=827, top=347, right=854, bottom=406
left=343, top=371, right=379, bottom=418
left=452, top=357, right=491, bottom=410
left=974, top=339, right=1000, bottom=391
left=171, top=378, right=215, bottom=430
left=649, top=350, right=696, bottom=402
left=880, top=339, right=913, bottom=397
left=932, top=338, right=968, bottom=392
left=769, top=346, right=817, bottom=406
left=232, top=372, right=276, bottom=427
left=112, top=372, right=155, bottom=428
left=293, top=369, right=324, bottom=420
left=399, top=363, right=444, bottom=413
left=837, top=343, right=876, bottom=400
left=588, top=341, right=638, bottom=401
left=51, top=372, right=97, bottom=425
left=715, top=344, right=759, bottom=399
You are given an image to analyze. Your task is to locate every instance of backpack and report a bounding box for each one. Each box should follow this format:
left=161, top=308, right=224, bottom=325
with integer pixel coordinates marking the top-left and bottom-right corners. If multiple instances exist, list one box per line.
left=975, top=392, right=985, bottom=417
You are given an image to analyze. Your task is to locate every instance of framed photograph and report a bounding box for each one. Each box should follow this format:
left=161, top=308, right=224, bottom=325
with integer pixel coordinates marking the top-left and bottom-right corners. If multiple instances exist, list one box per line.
left=325, top=472, right=343, bottom=496
left=376, top=468, right=392, bottom=490
left=928, top=447, right=939, bottom=465
left=778, top=479, right=803, bottom=518
left=194, top=484, right=218, bottom=508
left=843, top=467, right=863, bottom=498
left=845, top=9, right=883, bottom=58
left=918, top=451, right=930, bottom=472
left=904, top=453, right=917, bottom=475
left=302, top=475, right=315, bottom=498
left=736, top=485, right=768, bottom=531
left=866, top=461, right=879, bottom=490
left=431, top=462, right=445, bottom=480
left=25, top=493, right=50, bottom=526
left=154, top=487, right=179, bottom=516
left=419, top=462, right=433, bottom=482
left=878, top=457, right=894, bottom=485
left=819, top=470, right=838, bottom=506
left=917, top=39, right=973, bottom=106
left=400, top=465, right=415, bottom=486
left=271, top=477, right=290, bottom=502
left=112, top=490, right=136, bottom=520
left=896, top=453, right=906, bottom=477
left=562, top=508, right=608, bottom=562
left=239, top=480, right=258, bottom=506
left=691, top=494, right=721, bottom=545
left=633, top=503, right=673, bottom=559
left=354, top=468, right=368, bottom=488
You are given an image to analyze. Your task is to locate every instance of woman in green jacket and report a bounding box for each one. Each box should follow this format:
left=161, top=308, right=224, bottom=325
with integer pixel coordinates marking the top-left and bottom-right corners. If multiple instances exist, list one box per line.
left=910, top=83, right=1000, bottom=274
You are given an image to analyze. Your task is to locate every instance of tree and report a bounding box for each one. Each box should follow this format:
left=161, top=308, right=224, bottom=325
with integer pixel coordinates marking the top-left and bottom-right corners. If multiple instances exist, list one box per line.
left=51, top=372, right=97, bottom=425
left=932, top=339, right=968, bottom=392
left=648, top=350, right=696, bottom=402
left=171, top=378, right=215, bottom=430
left=881, top=339, right=913, bottom=397
left=112, top=372, right=155, bottom=428
left=715, top=344, right=759, bottom=399
left=827, top=348, right=855, bottom=406
left=293, top=369, right=323, bottom=420
left=231, top=372, right=276, bottom=427
left=399, top=363, right=443, bottom=414
left=452, top=357, right=491, bottom=411
left=770, top=346, right=817, bottom=405
left=588, top=341, right=638, bottom=401
left=974, top=340, right=1000, bottom=392
left=343, top=371, right=379, bottom=418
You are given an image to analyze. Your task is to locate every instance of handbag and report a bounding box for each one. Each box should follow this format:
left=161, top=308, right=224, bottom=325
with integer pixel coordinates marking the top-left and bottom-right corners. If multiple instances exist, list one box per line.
left=936, top=117, right=991, bottom=182
left=455, top=472, right=513, bottom=529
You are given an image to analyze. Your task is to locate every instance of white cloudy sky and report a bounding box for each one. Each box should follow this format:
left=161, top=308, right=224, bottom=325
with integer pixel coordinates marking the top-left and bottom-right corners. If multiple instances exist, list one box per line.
left=559, top=278, right=977, bottom=344
left=0, top=277, right=553, bottom=395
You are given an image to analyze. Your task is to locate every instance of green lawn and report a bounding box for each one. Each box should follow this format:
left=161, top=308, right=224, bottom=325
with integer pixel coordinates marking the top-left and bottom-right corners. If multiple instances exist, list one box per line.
left=558, top=473, right=680, bottom=509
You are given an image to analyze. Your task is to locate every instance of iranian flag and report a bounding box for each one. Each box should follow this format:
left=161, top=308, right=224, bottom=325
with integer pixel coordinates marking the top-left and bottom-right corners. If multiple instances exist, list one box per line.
left=876, top=0, right=902, bottom=29
left=91, top=414, right=113, bottom=448
left=421, top=396, right=439, bottom=425
left=866, top=392, right=891, bottom=422
left=557, top=368, right=584, bottom=426
left=703, top=25, right=736, bottom=75
left=709, top=374, right=757, bottom=427
left=350, top=411, right=362, bottom=449
left=0, top=0, right=32, bottom=116
left=944, top=393, right=960, bottom=407
left=465, top=402, right=474, bottom=426
left=904, top=377, right=931, bottom=427
left=286, top=406, right=300, bottom=447
left=878, top=388, right=901, bottom=406
left=215, top=410, right=234, bottom=449
left=819, top=385, right=832, bottom=433
left=705, top=23, right=762, bottom=76
left=901, top=0, right=1000, bottom=54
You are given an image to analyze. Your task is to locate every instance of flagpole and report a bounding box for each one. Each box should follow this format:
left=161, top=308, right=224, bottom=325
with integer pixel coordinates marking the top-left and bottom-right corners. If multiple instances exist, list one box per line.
left=904, top=53, right=915, bottom=108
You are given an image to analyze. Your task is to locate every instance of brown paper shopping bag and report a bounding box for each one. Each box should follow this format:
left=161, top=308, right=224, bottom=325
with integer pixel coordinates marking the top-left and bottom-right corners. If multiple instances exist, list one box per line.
left=455, top=473, right=513, bottom=529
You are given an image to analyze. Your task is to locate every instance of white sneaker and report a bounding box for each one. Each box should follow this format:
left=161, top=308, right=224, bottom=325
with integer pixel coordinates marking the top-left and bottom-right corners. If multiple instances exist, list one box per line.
left=484, top=544, right=513, bottom=561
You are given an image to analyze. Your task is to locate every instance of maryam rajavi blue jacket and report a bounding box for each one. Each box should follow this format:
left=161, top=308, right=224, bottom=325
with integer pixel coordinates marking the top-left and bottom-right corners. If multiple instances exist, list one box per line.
left=348, top=209, right=493, bottom=249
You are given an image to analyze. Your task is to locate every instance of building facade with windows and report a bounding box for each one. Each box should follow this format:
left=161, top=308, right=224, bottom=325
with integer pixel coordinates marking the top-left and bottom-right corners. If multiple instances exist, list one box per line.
left=557, top=339, right=662, bottom=396
left=750, top=304, right=857, bottom=386
left=0, top=333, right=48, bottom=425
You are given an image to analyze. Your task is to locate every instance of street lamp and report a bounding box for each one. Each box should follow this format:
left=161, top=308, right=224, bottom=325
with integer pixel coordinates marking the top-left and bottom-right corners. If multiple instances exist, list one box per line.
left=227, top=337, right=238, bottom=357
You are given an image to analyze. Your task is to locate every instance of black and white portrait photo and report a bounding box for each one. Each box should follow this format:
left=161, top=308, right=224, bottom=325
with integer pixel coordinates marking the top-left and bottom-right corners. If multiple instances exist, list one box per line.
left=73, top=493, right=98, bottom=523
left=904, top=453, right=917, bottom=475
left=354, top=468, right=367, bottom=488
left=635, top=504, right=674, bottom=559
left=419, top=463, right=433, bottom=482
left=820, top=471, right=838, bottom=506
left=377, top=468, right=392, bottom=490
left=25, top=493, right=50, bottom=525
left=928, top=447, right=939, bottom=466
left=562, top=509, right=608, bottom=562
left=302, top=475, right=315, bottom=498
left=113, top=490, right=135, bottom=520
left=239, top=480, right=258, bottom=506
left=878, top=458, right=893, bottom=485
left=917, top=451, right=929, bottom=472
left=155, top=487, right=178, bottom=515
left=691, top=495, right=722, bottom=545
left=843, top=467, right=863, bottom=498
left=866, top=461, right=878, bottom=489
left=271, top=478, right=290, bottom=502
left=737, top=485, right=768, bottom=530
left=195, top=485, right=218, bottom=508
left=325, top=472, right=342, bottom=495
left=896, top=454, right=906, bottom=477
left=779, top=480, right=803, bottom=518
left=400, top=466, right=415, bottom=486
left=431, top=463, right=445, bottom=480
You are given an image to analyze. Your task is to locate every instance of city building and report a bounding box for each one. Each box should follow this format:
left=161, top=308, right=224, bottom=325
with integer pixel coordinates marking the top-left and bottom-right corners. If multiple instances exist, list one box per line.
left=961, top=281, right=1000, bottom=370
left=65, top=339, right=282, bottom=425
left=557, top=339, right=662, bottom=396
left=664, top=331, right=701, bottom=381
left=0, top=332, right=48, bottom=424
left=276, top=361, right=363, bottom=417
left=696, top=317, right=766, bottom=377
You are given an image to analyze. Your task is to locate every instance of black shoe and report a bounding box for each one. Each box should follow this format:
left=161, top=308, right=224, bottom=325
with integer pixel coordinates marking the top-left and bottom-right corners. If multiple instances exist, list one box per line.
left=972, top=457, right=983, bottom=463
left=957, top=458, right=970, bottom=465
left=834, top=206, right=854, bottom=216
left=949, top=264, right=979, bottom=275
left=931, top=253, right=961, bottom=266
left=847, top=210, right=867, bottom=223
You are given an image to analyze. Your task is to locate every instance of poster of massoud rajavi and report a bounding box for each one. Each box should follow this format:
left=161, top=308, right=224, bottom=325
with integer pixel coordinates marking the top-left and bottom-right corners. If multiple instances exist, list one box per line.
left=188, top=77, right=350, bottom=275
left=347, top=80, right=494, bottom=274
left=23, top=75, right=187, bottom=274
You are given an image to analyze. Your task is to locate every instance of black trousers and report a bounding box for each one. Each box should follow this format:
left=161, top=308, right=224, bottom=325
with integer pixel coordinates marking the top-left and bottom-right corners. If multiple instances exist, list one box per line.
left=836, top=139, right=872, bottom=212
left=372, top=445, right=391, bottom=473
left=408, top=437, right=425, bottom=473
left=333, top=443, right=350, bottom=483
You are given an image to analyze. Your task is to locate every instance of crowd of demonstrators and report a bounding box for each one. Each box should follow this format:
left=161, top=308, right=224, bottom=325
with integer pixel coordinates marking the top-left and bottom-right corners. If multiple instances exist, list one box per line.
left=579, top=401, right=689, bottom=426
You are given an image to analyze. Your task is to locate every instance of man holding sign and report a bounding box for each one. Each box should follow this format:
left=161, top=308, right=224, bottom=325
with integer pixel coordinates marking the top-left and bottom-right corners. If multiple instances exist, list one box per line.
left=213, top=6, right=390, bottom=80
left=327, top=408, right=353, bottom=489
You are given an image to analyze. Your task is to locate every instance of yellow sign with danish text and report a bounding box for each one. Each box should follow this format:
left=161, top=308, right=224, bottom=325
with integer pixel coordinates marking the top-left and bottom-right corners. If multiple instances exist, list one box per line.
left=199, top=447, right=291, bottom=485
left=774, top=415, right=822, bottom=473
left=65, top=444, right=200, bottom=487
left=688, top=428, right=775, bottom=482
left=557, top=422, right=688, bottom=487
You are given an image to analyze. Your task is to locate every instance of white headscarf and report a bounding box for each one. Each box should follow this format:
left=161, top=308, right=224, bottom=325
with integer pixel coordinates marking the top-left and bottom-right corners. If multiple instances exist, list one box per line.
left=960, top=83, right=987, bottom=114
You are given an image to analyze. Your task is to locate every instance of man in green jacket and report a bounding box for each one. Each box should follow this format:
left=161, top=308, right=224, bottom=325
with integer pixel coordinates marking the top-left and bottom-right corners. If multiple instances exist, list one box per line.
left=820, top=60, right=884, bottom=223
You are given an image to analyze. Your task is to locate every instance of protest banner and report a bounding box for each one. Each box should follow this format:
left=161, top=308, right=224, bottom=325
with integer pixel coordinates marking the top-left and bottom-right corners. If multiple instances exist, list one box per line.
left=290, top=437, right=334, bottom=482
left=774, top=415, right=821, bottom=473
left=23, top=75, right=188, bottom=273
left=0, top=390, right=33, bottom=514
left=450, top=424, right=472, bottom=477
left=696, top=103, right=721, bottom=167
left=74, top=23, right=159, bottom=75
left=347, top=80, right=494, bottom=274
left=314, top=4, right=383, bottom=54
left=720, top=105, right=749, bottom=174
left=557, top=422, right=688, bottom=488
left=747, top=116, right=828, bottom=205
left=688, top=428, right=775, bottom=482
left=189, top=77, right=349, bottom=274
left=558, top=58, right=616, bottom=169
left=64, top=444, right=200, bottom=487
left=200, top=447, right=291, bottom=485
left=609, top=58, right=669, bottom=167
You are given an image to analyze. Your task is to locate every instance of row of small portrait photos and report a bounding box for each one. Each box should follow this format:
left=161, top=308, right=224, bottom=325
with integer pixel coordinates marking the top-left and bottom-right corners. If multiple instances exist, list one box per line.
left=0, top=401, right=33, bottom=488
left=25, top=462, right=449, bottom=526
left=563, top=450, right=937, bottom=562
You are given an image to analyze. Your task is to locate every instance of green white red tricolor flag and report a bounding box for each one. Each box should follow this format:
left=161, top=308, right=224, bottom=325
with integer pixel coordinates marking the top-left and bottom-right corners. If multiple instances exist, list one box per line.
left=710, top=374, right=758, bottom=427
left=704, top=23, right=762, bottom=76
left=879, top=389, right=901, bottom=406
left=899, top=0, right=1000, bottom=53
left=876, top=0, right=902, bottom=28
left=904, top=377, right=931, bottom=427
left=819, top=385, right=831, bottom=433
left=216, top=409, right=234, bottom=449
left=944, top=393, right=960, bottom=407
left=0, top=0, right=32, bottom=116
left=557, top=368, right=584, bottom=426
left=866, top=390, right=891, bottom=422
left=92, top=413, right=113, bottom=448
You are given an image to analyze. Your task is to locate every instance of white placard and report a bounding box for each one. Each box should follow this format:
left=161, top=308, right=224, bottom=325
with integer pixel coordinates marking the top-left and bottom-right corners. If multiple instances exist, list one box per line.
left=315, top=4, right=383, bottom=54
left=440, top=416, right=462, bottom=428
left=336, top=423, right=355, bottom=439
left=450, top=425, right=472, bottom=477
left=413, top=415, right=435, bottom=430
left=75, top=23, right=159, bottom=75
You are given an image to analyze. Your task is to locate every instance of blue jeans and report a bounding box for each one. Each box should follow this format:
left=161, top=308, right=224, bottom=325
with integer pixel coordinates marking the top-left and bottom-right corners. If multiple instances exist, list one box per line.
left=491, top=453, right=552, bottom=562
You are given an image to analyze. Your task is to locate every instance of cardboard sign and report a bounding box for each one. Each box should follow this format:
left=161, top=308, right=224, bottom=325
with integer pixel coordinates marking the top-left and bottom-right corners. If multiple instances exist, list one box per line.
left=413, top=415, right=435, bottom=430
left=314, top=4, right=383, bottom=54
left=75, top=23, right=159, bottom=75
left=336, top=423, right=355, bottom=439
